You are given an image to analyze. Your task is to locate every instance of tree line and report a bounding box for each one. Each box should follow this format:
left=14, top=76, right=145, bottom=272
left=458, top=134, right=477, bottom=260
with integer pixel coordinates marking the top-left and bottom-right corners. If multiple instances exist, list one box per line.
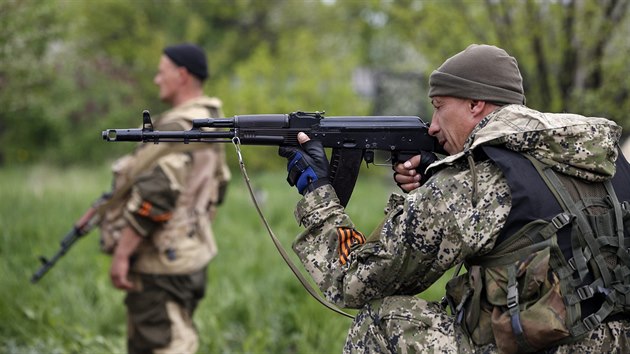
left=1, top=0, right=628, bottom=168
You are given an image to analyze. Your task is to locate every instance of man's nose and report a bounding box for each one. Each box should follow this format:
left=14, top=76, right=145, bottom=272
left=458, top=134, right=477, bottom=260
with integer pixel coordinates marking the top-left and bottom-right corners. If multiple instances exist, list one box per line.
left=428, top=112, right=439, bottom=136
left=428, top=121, right=439, bottom=136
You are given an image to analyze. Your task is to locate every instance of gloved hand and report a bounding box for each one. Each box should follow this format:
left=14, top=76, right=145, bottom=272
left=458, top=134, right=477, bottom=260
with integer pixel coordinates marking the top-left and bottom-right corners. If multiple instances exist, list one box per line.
left=278, top=133, right=330, bottom=195
left=393, top=151, right=438, bottom=193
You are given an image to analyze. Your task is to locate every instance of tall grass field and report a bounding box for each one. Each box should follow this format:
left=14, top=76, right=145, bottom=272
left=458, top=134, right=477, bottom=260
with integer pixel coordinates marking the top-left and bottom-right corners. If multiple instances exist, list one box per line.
left=0, top=159, right=450, bottom=353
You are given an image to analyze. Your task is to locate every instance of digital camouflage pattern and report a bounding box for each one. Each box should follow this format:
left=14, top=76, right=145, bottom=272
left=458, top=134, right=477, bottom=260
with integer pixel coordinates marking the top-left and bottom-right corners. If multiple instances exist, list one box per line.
left=432, top=104, right=620, bottom=182
left=291, top=104, right=628, bottom=353
left=344, top=298, right=630, bottom=353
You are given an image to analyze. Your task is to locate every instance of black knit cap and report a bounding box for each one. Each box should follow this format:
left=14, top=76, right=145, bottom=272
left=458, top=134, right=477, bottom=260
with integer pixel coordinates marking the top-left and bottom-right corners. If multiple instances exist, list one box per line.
left=163, top=43, right=209, bottom=81
left=429, top=44, right=525, bottom=105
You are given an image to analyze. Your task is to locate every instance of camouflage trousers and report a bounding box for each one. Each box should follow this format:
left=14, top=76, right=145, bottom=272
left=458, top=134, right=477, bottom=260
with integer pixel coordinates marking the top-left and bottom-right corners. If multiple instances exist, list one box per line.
left=344, top=295, right=630, bottom=353
left=125, top=269, right=207, bottom=354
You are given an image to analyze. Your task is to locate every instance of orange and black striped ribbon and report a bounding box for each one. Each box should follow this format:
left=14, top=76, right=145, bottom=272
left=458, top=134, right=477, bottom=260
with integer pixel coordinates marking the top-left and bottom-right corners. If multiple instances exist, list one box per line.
left=138, top=201, right=173, bottom=222
left=336, top=227, right=366, bottom=265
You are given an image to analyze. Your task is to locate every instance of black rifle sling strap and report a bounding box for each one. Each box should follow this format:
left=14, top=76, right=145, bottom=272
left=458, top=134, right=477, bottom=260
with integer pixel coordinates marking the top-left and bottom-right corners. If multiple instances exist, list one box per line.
left=231, top=137, right=355, bottom=319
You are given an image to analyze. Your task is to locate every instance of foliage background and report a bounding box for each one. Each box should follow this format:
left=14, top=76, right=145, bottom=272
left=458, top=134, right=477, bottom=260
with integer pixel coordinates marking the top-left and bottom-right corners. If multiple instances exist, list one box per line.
left=1, top=0, right=629, bottom=167
left=2, top=165, right=422, bottom=353
left=1, top=0, right=629, bottom=352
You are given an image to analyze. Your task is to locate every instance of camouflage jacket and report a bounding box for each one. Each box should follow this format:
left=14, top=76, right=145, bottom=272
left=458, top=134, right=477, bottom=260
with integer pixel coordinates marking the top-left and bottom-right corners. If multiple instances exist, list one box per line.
left=292, top=104, right=622, bottom=309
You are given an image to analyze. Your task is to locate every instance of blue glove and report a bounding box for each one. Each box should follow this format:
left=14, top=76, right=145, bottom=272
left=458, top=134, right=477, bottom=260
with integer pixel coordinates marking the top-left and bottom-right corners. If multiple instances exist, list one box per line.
left=278, top=138, right=330, bottom=195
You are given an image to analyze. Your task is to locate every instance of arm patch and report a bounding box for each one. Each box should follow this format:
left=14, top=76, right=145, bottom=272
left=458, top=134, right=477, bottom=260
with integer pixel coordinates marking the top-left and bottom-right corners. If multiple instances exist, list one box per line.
left=337, top=227, right=365, bottom=265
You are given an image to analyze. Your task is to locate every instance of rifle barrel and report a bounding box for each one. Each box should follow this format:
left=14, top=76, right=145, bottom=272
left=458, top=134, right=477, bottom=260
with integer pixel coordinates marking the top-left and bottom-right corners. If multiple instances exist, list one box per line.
left=102, top=129, right=235, bottom=142
left=30, top=228, right=78, bottom=283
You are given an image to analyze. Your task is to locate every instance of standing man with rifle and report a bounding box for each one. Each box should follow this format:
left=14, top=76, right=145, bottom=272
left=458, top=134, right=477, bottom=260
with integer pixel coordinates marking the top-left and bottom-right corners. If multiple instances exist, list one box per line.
left=279, top=44, right=630, bottom=352
left=101, top=43, right=230, bottom=354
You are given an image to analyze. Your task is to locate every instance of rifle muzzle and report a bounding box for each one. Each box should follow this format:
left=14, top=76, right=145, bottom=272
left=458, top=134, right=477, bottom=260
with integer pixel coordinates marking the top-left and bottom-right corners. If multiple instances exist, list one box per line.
left=102, top=129, right=143, bottom=142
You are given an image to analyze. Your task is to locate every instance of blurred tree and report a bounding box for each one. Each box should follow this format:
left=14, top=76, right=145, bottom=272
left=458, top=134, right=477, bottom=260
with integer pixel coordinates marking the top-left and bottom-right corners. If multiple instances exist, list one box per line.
left=206, top=1, right=371, bottom=169
left=0, top=0, right=66, bottom=164
left=1, top=0, right=628, bottom=166
left=380, top=0, right=630, bottom=131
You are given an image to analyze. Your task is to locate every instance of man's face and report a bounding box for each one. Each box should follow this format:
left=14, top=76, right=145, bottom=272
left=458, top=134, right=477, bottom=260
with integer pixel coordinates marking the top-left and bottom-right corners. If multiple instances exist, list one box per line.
left=154, top=55, right=184, bottom=104
left=428, top=96, right=478, bottom=155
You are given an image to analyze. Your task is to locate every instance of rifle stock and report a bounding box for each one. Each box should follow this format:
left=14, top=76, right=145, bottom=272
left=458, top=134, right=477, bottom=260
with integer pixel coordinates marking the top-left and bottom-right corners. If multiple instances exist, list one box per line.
left=103, top=111, right=445, bottom=206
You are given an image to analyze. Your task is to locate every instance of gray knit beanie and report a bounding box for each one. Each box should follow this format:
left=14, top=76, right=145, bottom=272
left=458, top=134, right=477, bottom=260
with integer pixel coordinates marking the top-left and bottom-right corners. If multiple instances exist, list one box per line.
left=428, top=44, right=525, bottom=105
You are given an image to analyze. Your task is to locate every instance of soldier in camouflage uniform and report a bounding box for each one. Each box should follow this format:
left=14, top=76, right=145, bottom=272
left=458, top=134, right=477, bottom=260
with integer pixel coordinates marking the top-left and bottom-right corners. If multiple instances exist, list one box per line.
left=279, top=44, right=630, bottom=353
left=101, top=44, right=230, bottom=354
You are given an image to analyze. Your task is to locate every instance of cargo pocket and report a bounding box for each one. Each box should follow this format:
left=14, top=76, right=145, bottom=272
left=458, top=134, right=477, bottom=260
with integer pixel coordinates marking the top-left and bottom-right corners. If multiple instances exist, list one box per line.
left=445, top=265, right=494, bottom=346
left=485, top=247, right=570, bottom=354
left=125, top=290, right=172, bottom=351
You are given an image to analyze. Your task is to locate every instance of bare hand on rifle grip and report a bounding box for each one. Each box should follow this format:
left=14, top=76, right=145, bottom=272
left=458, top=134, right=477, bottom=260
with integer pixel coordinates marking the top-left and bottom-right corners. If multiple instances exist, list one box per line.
left=393, top=152, right=438, bottom=193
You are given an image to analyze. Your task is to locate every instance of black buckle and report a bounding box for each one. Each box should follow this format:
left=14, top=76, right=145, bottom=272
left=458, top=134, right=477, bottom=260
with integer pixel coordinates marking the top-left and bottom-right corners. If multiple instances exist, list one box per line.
left=551, top=213, right=572, bottom=229
left=568, top=257, right=576, bottom=271
left=577, top=285, right=595, bottom=300
left=583, top=313, right=601, bottom=331
left=507, top=285, right=519, bottom=309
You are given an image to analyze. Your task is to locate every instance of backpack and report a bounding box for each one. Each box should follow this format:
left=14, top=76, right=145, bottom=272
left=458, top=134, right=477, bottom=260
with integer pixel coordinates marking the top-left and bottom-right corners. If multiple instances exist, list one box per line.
left=445, top=147, right=630, bottom=353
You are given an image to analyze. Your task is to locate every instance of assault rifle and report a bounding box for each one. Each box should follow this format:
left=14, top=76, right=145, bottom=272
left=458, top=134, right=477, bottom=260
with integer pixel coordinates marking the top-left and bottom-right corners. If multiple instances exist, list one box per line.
left=102, top=110, right=445, bottom=206
left=30, top=193, right=110, bottom=283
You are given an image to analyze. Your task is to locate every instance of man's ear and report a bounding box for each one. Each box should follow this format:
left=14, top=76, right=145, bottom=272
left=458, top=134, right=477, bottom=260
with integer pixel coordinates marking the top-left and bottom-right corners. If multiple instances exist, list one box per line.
left=468, top=100, right=492, bottom=125
left=469, top=100, right=488, bottom=119
left=177, top=67, right=190, bottom=84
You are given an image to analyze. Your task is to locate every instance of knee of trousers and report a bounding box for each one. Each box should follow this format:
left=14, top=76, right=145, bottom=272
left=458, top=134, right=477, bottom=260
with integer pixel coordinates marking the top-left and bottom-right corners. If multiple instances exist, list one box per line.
left=154, top=301, right=199, bottom=354
left=127, top=295, right=198, bottom=354
left=345, top=296, right=457, bottom=353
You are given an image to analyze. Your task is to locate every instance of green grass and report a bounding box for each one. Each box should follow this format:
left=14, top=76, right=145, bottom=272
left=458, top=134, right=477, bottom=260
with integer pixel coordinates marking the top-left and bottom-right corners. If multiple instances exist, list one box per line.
left=0, top=160, right=450, bottom=353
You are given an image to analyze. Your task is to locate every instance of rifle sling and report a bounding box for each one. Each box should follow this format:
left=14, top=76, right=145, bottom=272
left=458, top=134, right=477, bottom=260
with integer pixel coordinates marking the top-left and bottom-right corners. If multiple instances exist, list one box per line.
left=231, top=137, right=355, bottom=320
